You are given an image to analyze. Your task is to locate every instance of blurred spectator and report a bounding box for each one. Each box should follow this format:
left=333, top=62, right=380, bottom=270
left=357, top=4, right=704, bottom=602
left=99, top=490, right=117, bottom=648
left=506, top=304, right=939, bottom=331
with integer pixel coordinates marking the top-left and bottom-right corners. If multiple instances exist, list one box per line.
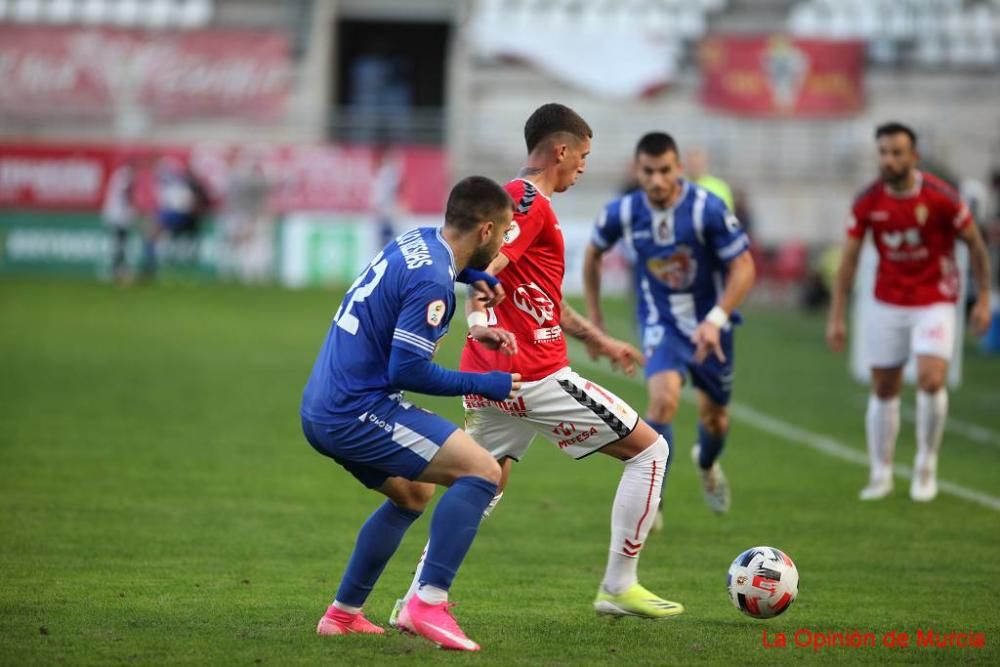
left=219, top=150, right=274, bottom=283
left=684, top=147, right=734, bottom=211
left=141, top=157, right=212, bottom=278
left=989, top=168, right=1000, bottom=290
left=371, top=147, right=407, bottom=248
left=101, top=158, right=138, bottom=284
left=348, top=43, right=414, bottom=143
left=732, top=188, right=756, bottom=241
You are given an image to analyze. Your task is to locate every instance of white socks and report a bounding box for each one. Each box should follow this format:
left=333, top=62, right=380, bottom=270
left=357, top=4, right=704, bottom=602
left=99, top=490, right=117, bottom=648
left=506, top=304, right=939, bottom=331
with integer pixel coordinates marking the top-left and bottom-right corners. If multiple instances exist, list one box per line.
left=403, top=492, right=504, bottom=603
left=915, top=388, right=948, bottom=470
left=415, top=584, right=448, bottom=605
left=332, top=600, right=361, bottom=614
left=865, top=395, right=900, bottom=481
left=866, top=389, right=948, bottom=480
left=601, top=436, right=668, bottom=595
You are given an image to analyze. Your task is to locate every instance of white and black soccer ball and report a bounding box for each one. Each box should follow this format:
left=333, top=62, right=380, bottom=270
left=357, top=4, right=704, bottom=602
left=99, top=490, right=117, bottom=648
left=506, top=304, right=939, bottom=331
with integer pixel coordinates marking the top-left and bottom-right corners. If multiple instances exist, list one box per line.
left=727, top=546, right=799, bottom=619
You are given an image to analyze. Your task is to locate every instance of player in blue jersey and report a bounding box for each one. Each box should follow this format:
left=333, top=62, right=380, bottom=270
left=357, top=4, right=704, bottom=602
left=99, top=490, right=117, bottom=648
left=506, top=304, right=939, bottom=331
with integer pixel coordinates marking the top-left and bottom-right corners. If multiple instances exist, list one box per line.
left=583, top=132, right=755, bottom=518
left=300, top=176, right=522, bottom=651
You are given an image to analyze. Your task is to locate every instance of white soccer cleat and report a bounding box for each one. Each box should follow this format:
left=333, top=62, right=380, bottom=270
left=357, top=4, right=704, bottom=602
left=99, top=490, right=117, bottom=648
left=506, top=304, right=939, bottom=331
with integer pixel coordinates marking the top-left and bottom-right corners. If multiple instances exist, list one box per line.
left=910, top=455, right=938, bottom=502
left=859, top=470, right=893, bottom=500
left=691, top=445, right=730, bottom=513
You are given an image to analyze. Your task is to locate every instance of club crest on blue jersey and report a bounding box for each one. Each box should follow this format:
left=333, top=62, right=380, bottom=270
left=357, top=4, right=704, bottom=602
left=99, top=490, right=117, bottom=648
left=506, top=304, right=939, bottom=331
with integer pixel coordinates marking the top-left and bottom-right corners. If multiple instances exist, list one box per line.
left=426, top=299, right=446, bottom=326
left=646, top=245, right=698, bottom=290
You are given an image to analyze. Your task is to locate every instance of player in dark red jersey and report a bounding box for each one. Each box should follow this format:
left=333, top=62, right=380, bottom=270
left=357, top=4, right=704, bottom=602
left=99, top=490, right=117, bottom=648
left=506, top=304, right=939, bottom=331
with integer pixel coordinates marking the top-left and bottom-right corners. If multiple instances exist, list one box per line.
left=391, top=104, right=684, bottom=623
left=827, top=122, right=992, bottom=502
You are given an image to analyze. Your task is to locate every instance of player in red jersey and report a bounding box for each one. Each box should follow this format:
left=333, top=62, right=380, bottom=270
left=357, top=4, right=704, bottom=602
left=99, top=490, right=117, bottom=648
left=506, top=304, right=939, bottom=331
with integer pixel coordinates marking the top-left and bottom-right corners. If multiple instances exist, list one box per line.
left=390, top=104, right=684, bottom=623
left=827, top=122, right=992, bottom=502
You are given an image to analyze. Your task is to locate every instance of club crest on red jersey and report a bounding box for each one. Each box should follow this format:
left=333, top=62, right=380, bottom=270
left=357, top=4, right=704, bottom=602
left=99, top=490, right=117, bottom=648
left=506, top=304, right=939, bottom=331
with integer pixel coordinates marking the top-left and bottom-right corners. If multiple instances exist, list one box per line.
left=513, top=282, right=555, bottom=325
left=503, top=220, right=521, bottom=244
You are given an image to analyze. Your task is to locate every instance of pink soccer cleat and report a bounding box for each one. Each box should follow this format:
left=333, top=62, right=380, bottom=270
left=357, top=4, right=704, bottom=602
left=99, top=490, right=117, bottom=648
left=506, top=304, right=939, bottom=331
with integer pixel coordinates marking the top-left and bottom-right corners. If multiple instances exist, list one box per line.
left=316, top=606, right=385, bottom=636
left=396, top=596, right=480, bottom=651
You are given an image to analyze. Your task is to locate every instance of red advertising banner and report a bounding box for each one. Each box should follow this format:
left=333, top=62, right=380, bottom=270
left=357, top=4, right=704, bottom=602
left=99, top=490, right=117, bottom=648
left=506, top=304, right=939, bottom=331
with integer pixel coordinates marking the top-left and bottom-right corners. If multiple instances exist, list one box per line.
left=0, top=27, right=290, bottom=118
left=699, top=35, right=865, bottom=116
left=0, top=143, right=448, bottom=214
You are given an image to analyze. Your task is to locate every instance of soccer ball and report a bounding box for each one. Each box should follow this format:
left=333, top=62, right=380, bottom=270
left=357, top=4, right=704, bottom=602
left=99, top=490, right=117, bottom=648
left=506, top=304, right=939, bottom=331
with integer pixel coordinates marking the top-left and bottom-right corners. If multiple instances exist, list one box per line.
left=727, top=546, right=799, bottom=619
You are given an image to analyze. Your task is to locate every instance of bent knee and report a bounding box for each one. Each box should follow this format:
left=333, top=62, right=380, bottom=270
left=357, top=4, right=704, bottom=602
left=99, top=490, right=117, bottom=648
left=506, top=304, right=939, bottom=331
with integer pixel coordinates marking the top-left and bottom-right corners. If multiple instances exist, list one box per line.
left=647, top=396, right=680, bottom=424
left=917, top=373, right=946, bottom=393
left=393, top=482, right=436, bottom=512
left=480, top=457, right=502, bottom=485
left=701, top=412, right=729, bottom=436
left=464, top=449, right=501, bottom=486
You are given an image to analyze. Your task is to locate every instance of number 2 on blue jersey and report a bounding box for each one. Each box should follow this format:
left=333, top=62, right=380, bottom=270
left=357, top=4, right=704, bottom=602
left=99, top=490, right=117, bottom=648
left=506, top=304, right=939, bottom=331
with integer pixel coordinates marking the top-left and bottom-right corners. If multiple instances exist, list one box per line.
left=334, top=251, right=388, bottom=335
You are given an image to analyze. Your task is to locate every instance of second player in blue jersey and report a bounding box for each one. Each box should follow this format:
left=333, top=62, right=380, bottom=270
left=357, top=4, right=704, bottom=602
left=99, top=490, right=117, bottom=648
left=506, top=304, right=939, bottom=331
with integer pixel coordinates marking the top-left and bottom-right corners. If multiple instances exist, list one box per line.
left=584, top=132, right=756, bottom=519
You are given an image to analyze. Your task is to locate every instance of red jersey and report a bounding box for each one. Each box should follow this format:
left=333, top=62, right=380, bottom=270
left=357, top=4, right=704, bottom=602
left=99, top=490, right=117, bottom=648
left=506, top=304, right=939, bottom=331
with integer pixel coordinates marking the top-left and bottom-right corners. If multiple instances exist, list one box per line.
left=847, top=170, right=972, bottom=306
left=461, top=178, right=569, bottom=381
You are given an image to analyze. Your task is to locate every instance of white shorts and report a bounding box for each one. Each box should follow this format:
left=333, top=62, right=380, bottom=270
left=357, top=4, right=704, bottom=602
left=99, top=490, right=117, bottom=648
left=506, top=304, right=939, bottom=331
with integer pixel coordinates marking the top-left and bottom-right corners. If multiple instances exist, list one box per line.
left=865, top=300, right=957, bottom=368
left=462, top=366, right=640, bottom=461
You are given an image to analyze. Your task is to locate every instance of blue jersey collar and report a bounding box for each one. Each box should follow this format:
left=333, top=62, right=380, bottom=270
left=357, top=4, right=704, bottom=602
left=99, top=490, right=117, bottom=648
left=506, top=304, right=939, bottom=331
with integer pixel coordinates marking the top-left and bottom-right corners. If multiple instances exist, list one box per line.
left=436, top=227, right=458, bottom=275
left=641, top=179, right=690, bottom=215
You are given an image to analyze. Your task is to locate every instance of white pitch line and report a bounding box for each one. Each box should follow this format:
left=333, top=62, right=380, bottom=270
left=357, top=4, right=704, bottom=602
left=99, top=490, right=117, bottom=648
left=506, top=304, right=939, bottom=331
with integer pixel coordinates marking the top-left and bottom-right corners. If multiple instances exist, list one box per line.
left=566, top=342, right=1000, bottom=513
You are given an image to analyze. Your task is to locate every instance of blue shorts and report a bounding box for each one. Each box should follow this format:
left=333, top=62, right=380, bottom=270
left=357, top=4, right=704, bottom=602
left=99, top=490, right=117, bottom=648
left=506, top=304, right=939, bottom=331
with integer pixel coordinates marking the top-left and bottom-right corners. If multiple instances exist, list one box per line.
left=642, top=323, right=734, bottom=406
left=301, top=396, right=459, bottom=489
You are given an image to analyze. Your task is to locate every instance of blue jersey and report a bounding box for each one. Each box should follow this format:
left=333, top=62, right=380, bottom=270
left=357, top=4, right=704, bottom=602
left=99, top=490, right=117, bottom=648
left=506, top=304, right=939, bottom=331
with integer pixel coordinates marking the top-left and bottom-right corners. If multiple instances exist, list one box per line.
left=592, top=181, right=750, bottom=341
left=301, top=227, right=458, bottom=423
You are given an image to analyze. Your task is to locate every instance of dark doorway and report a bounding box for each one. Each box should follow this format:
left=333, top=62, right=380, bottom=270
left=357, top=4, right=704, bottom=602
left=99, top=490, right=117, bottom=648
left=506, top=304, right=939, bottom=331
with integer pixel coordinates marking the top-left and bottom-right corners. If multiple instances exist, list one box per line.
left=333, top=20, right=450, bottom=144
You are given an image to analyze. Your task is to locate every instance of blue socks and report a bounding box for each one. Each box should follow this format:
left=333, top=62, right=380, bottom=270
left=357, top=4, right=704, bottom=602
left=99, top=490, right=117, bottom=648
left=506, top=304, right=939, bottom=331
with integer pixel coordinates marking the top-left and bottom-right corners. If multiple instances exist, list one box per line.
left=697, top=422, right=727, bottom=469
left=335, top=500, right=421, bottom=608
left=420, top=476, right=497, bottom=590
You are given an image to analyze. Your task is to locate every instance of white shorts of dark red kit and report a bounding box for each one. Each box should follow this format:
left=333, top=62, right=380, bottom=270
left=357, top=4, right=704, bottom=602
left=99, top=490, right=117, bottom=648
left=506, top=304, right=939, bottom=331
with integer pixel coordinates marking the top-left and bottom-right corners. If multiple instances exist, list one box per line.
left=462, top=367, right=640, bottom=461
left=865, top=300, right=957, bottom=368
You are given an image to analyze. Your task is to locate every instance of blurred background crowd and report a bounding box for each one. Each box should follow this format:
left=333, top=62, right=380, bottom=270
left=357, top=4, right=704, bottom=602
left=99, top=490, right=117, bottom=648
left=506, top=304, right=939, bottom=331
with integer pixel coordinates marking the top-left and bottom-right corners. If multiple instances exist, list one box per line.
left=1, top=0, right=998, bottom=344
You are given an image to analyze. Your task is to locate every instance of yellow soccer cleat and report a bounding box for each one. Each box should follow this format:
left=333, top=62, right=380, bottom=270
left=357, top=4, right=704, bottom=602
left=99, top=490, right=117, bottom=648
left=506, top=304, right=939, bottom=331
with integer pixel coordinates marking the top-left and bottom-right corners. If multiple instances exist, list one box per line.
left=593, top=583, right=685, bottom=619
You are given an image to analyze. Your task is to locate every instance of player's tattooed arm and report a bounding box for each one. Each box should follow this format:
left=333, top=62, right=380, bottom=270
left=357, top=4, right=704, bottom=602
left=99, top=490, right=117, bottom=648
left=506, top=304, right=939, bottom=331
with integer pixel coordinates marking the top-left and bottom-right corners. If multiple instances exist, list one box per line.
left=959, top=222, right=993, bottom=336
left=560, top=301, right=603, bottom=344
left=561, top=301, right=644, bottom=375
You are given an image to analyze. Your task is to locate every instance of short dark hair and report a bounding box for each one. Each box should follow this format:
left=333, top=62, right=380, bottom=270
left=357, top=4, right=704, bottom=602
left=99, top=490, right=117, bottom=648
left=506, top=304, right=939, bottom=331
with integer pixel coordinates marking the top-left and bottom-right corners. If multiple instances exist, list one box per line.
left=524, top=103, right=593, bottom=153
left=875, top=122, right=917, bottom=148
left=444, top=176, right=513, bottom=232
left=635, top=132, right=678, bottom=158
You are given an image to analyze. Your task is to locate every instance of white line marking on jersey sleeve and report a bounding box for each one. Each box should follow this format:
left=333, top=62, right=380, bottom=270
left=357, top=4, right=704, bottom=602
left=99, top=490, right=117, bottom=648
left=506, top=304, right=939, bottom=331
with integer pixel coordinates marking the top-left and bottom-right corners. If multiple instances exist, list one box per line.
left=567, top=341, right=1000, bottom=513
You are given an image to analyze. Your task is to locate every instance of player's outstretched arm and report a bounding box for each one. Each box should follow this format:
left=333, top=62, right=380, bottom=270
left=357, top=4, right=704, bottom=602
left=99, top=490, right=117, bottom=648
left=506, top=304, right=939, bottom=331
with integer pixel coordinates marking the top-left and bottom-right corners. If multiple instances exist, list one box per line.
left=468, top=325, right=518, bottom=356
left=582, top=242, right=607, bottom=332
left=959, top=222, right=993, bottom=336
left=692, top=251, right=756, bottom=364
left=826, top=235, right=863, bottom=353
left=561, top=301, right=644, bottom=375
left=388, top=347, right=520, bottom=400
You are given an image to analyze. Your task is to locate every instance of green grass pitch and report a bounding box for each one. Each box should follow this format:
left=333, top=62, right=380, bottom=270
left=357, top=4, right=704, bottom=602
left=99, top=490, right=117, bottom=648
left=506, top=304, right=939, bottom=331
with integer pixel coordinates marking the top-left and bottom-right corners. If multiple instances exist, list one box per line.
left=1, top=278, right=998, bottom=664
